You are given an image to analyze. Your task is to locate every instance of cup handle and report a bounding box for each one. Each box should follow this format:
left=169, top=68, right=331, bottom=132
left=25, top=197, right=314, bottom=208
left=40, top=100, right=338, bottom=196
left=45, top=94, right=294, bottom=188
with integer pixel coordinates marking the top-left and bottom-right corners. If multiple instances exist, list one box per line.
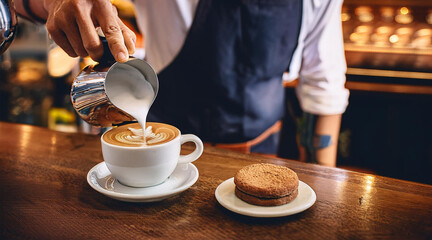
left=178, top=134, right=204, bottom=164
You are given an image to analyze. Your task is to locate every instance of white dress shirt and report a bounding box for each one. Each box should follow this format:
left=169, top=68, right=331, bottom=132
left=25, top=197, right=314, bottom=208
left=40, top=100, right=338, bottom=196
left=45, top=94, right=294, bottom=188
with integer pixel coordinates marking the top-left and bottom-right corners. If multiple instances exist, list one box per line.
left=134, top=0, right=349, bottom=115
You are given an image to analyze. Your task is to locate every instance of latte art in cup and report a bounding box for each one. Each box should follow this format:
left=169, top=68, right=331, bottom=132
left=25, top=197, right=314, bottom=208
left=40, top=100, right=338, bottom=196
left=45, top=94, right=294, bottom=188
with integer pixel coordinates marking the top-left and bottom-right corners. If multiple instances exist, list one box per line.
left=101, top=122, right=203, bottom=187
left=103, top=122, right=179, bottom=147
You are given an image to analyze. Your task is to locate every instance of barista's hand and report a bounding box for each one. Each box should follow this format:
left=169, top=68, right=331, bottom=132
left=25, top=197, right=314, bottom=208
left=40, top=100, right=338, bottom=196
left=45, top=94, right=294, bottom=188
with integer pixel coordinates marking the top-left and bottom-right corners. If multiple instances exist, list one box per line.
left=43, top=0, right=136, bottom=62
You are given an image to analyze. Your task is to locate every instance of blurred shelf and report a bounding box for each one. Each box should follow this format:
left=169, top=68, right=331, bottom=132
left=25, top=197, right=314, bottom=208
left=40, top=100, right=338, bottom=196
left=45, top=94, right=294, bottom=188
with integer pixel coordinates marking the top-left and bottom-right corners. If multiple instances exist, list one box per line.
left=346, top=67, right=432, bottom=80
left=345, top=81, right=432, bottom=94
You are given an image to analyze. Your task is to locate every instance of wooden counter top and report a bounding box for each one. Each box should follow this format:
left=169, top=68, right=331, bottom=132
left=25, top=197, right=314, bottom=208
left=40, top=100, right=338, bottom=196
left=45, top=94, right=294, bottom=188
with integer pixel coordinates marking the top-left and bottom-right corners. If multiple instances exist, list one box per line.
left=1, top=122, right=431, bottom=239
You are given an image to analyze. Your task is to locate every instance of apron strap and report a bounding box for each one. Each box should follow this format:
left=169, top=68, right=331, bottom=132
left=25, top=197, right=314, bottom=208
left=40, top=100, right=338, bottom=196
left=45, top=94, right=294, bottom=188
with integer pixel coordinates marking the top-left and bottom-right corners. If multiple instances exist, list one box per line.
left=207, top=120, right=282, bottom=154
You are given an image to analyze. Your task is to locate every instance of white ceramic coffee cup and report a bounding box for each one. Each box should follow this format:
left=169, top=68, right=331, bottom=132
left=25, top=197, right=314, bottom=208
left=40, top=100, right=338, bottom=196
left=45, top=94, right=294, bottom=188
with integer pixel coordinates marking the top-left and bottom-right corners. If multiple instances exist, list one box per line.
left=101, top=126, right=203, bottom=187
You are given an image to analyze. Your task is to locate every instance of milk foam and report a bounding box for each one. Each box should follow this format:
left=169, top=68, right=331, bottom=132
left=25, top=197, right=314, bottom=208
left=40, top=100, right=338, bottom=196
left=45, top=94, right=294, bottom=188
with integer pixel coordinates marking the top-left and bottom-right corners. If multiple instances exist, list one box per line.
left=113, top=127, right=173, bottom=145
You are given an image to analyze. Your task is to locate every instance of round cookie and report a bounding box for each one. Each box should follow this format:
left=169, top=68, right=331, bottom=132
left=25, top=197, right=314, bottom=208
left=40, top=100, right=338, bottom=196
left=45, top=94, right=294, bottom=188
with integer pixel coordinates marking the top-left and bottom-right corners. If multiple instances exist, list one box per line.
left=234, top=163, right=299, bottom=206
left=234, top=187, right=298, bottom=206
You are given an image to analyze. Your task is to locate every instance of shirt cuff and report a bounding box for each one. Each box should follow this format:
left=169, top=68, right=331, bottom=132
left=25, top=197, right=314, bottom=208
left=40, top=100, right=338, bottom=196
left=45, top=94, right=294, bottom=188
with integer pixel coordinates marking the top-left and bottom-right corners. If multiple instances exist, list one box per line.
left=295, top=84, right=350, bottom=115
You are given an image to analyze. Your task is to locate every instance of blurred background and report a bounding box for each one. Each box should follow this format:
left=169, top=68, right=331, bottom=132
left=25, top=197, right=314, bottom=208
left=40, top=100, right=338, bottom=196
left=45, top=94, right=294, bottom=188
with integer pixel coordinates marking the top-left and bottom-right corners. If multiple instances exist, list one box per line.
left=0, top=0, right=431, bottom=184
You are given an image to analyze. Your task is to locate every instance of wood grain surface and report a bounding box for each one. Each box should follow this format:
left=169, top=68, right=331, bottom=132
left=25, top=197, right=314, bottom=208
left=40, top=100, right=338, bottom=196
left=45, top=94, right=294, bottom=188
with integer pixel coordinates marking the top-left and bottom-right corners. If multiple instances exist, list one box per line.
left=0, top=122, right=431, bottom=239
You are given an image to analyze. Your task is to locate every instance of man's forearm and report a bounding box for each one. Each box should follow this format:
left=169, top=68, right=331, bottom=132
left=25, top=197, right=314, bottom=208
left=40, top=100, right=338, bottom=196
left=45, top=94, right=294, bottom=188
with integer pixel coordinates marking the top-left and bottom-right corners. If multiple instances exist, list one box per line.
left=298, top=113, right=342, bottom=167
left=15, top=0, right=48, bottom=22
left=314, top=114, right=341, bottom=167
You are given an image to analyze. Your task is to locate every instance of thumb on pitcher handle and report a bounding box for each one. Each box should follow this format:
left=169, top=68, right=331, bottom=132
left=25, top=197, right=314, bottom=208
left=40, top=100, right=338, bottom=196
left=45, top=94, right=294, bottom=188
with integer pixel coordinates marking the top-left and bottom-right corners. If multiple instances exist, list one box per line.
left=178, top=134, right=204, bottom=164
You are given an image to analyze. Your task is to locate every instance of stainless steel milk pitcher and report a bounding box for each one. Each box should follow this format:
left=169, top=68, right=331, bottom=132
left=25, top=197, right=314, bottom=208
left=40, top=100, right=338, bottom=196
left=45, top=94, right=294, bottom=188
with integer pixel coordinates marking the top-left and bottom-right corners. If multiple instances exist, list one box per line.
left=0, top=0, right=18, bottom=55
left=71, top=38, right=158, bottom=127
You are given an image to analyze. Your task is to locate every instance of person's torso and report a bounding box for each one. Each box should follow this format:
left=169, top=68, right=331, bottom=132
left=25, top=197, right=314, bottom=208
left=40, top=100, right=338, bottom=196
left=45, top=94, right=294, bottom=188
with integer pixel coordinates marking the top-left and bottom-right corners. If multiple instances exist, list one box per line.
left=134, top=0, right=200, bottom=73
left=134, top=0, right=302, bottom=143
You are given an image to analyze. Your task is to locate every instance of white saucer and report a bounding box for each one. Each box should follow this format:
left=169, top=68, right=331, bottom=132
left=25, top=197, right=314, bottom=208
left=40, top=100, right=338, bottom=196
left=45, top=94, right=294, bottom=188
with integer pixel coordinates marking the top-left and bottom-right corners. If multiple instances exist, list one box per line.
left=87, top=162, right=199, bottom=202
left=215, top=178, right=316, bottom=217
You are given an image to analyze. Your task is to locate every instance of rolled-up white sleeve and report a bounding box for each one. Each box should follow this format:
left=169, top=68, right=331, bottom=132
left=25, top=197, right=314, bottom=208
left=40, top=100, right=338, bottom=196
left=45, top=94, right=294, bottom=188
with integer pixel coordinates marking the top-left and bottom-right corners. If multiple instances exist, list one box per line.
left=295, top=0, right=349, bottom=115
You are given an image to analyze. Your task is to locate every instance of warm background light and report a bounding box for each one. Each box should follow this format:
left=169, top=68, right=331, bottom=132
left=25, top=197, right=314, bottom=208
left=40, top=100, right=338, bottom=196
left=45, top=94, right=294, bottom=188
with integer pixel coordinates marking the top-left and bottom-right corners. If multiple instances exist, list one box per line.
left=400, top=7, right=409, bottom=15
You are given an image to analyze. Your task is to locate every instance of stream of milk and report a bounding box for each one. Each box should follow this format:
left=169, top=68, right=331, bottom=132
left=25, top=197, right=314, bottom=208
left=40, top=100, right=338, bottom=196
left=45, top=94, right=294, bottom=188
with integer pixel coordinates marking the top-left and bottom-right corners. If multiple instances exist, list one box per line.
left=105, top=64, right=155, bottom=145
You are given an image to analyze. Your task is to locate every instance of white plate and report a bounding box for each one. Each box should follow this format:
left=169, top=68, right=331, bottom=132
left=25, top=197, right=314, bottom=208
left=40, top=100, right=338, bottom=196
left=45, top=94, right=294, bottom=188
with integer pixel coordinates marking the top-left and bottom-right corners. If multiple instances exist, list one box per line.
left=87, top=162, right=199, bottom=202
left=215, top=178, right=316, bottom=217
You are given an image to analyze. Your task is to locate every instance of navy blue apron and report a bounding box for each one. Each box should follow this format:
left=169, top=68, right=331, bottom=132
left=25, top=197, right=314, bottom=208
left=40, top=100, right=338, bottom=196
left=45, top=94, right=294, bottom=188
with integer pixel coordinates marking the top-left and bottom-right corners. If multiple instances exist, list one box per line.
left=148, top=0, right=302, bottom=151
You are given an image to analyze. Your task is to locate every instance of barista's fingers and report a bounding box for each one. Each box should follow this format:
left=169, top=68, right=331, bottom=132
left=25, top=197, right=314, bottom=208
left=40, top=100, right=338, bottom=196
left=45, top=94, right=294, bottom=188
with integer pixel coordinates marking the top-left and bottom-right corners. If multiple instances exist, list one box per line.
left=47, top=28, right=78, bottom=58
left=76, top=11, right=103, bottom=61
left=62, top=22, right=89, bottom=57
left=45, top=13, right=78, bottom=57
left=46, top=7, right=88, bottom=57
left=118, top=19, right=136, bottom=55
left=103, top=22, right=128, bottom=62
left=94, top=2, right=128, bottom=63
